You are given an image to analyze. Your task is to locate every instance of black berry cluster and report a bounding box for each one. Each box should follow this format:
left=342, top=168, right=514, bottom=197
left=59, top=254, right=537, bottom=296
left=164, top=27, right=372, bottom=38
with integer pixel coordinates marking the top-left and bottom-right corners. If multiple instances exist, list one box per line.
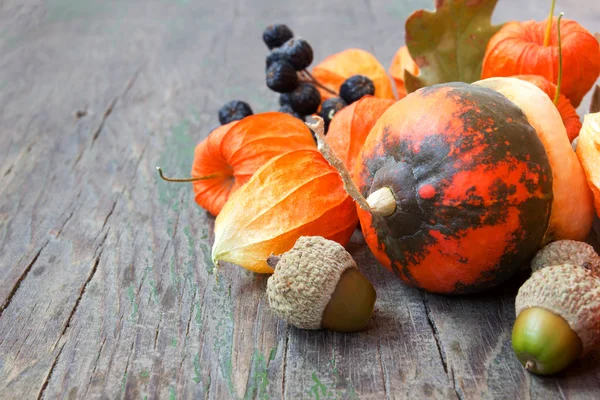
left=340, top=75, right=375, bottom=104
left=262, top=24, right=321, bottom=121
left=218, top=100, right=253, bottom=125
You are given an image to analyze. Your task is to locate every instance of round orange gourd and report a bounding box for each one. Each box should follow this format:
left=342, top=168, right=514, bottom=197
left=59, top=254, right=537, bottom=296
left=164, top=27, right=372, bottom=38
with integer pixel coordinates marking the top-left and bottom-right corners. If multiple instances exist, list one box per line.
left=513, top=75, right=581, bottom=142
left=354, top=82, right=553, bottom=294
left=191, top=112, right=315, bottom=216
left=311, top=49, right=395, bottom=102
left=325, top=96, right=395, bottom=176
left=474, top=77, right=594, bottom=243
left=481, top=18, right=600, bottom=108
left=212, top=149, right=358, bottom=273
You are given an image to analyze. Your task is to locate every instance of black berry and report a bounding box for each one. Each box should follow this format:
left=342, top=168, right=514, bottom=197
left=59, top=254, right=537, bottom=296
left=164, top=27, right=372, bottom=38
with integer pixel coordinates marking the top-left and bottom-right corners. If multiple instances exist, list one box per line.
left=289, top=83, right=321, bottom=115
left=218, top=100, right=253, bottom=125
left=266, top=48, right=290, bottom=71
left=278, top=104, right=303, bottom=120
left=279, top=93, right=293, bottom=106
left=266, top=61, right=298, bottom=93
left=319, top=97, right=347, bottom=132
left=263, top=24, right=294, bottom=50
left=339, top=75, right=375, bottom=104
left=280, top=38, right=314, bottom=71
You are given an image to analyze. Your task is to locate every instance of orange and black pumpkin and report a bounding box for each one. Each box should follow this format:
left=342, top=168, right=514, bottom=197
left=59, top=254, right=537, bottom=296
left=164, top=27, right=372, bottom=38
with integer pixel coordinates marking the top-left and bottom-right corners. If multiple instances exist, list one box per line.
left=354, top=83, right=554, bottom=294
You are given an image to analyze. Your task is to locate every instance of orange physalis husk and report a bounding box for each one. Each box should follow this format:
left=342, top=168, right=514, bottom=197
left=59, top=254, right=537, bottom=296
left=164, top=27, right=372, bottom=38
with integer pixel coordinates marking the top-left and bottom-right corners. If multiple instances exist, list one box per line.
left=388, top=46, right=419, bottom=99
left=211, top=149, right=359, bottom=273
left=481, top=18, right=600, bottom=108
left=514, top=74, right=582, bottom=142
left=325, top=96, right=395, bottom=176
left=576, top=112, right=600, bottom=217
left=311, top=49, right=395, bottom=102
left=191, top=112, right=315, bottom=216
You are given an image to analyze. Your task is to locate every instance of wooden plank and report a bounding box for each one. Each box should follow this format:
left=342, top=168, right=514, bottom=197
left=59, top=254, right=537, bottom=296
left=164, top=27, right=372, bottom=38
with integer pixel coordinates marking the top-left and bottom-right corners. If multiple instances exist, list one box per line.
left=0, top=0, right=598, bottom=399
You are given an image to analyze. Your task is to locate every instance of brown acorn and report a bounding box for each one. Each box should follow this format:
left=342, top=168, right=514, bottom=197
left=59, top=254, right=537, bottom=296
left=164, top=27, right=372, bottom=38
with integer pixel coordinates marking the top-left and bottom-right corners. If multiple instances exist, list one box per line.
left=266, top=236, right=376, bottom=332
left=531, top=240, right=600, bottom=275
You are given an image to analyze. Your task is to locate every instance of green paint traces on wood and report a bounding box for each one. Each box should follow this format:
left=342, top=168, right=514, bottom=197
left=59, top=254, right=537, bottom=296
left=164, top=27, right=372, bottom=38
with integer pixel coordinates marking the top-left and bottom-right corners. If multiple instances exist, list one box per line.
left=169, top=386, right=177, bottom=400
left=170, top=256, right=181, bottom=289
left=244, top=347, right=276, bottom=400
left=212, top=278, right=236, bottom=396
left=140, top=369, right=150, bottom=379
left=308, top=373, right=328, bottom=400
left=127, top=285, right=138, bottom=321
left=171, top=338, right=178, bottom=347
left=46, top=0, right=107, bottom=23
left=149, top=280, right=159, bottom=304
left=193, top=353, right=202, bottom=383
left=199, top=242, right=214, bottom=275
left=157, top=120, right=195, bottom=210
left=195, top=301, right=202, bottom=326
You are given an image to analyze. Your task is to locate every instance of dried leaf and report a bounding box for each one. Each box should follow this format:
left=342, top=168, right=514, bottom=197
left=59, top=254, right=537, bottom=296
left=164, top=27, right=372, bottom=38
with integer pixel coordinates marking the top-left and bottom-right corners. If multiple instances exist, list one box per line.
left=405, top=0, right=503, bottom=92
left=312, top=49, right=395, bottom=101
left=591, top=85, right=600, bottom=114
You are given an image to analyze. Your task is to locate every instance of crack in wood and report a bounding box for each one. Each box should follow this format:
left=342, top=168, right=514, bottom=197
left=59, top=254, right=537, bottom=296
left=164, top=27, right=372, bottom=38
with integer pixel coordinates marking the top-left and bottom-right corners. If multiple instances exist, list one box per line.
left=102, top=199, right=118, bottom=230
left=420, top=291, right=462, bottom=399
left=281, top=325, right=290, bottom=399
left=84, top=336, right=107, bottom=398
left=121, top=341, right=135, bottom=394
left=374, top=314, right=390, bottom=400
left=0, top=240, right=50, bottom=318
left=53, top=230, right=109, bottom=349
left=36, top=342, right=66, bottom=400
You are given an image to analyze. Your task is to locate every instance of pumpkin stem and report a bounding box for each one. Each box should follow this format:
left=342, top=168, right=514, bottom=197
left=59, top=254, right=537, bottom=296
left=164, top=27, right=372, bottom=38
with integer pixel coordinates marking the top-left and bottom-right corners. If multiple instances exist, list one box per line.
left=156, top=166, right=223, bottom=182
left=306, top=116, right=373, bottom=212
left=366, top=187, right=397, bottom=217
left=300, top=70, right=339, bottom=96
left=543, top=0, right=556, bottom=47
left=553, top=13, right=564, bottom=105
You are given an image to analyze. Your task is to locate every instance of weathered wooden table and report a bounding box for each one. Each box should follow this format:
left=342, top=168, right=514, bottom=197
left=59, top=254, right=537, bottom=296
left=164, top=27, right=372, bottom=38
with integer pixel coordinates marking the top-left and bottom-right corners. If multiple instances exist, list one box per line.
left=1, top=0, right=599, bottom=398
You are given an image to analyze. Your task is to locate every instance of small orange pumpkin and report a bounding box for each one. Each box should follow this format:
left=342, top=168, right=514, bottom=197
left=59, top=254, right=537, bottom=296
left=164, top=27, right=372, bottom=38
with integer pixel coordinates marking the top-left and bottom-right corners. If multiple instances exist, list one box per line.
left=514, top=74, right=582, bottom=142
left=311, top=49, right=395, bottom=102
left=191, top=112, right=315, bottom=216
left=325, top=96, right=395, bottom=175
left=212, top=149, right=358, bottom=273
left=388, top=46, right=419, bottom=99
left=481, top=18, right=600, bottom=108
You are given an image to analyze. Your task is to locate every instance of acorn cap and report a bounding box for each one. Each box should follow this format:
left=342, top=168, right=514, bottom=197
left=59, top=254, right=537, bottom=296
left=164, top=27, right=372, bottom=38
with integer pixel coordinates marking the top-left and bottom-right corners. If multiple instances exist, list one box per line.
left=516, top=264, right=600, bottom=354
left=531, top=240, right=600, bottom=275
left=266, top=236, right=356, bottom=330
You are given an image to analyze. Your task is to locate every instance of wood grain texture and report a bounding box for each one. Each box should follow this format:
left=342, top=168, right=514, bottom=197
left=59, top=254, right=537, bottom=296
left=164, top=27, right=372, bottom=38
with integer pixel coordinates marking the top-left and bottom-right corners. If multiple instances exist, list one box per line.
left=0, top=0, right=599, bottom=399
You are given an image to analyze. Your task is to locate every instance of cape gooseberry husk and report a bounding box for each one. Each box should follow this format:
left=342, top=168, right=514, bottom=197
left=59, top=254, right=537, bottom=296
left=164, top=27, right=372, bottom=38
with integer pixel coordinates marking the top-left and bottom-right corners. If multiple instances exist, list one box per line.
left=266, top=236, right=376, bottom=332
left=513, top=264, right=600, bottom=375
left=531, top=240, right=600, bottom=275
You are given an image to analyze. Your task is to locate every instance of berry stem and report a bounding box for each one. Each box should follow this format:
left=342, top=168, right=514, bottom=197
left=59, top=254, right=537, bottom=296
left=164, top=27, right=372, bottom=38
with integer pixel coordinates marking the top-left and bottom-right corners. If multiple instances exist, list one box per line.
left=300, top=70, right=339, bottom=96
left=543, top=0, right=557, bottom=47
left=306, top=116, right=372, bottom=212
left=156, top=166, right=223, bottom=182
left=553, top=13, right=564, bottom=105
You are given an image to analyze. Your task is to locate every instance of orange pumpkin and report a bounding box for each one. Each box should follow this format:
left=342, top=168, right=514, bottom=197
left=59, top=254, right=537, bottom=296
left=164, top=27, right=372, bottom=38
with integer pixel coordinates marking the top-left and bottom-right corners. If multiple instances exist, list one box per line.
left=481, top=18, right=600, bottom=108
left=191, top=112, right=315, bottom=216
left=311, top=49, right=395, bottom=102
left=475, top=77, right=594, bottom=243
left=325, top=96, right=395, bottom=176
left=389, top=46, right=419, bottom=99
left=212, top=149, right=358, bottom=273
left=514, top=74, right=582, bottom=142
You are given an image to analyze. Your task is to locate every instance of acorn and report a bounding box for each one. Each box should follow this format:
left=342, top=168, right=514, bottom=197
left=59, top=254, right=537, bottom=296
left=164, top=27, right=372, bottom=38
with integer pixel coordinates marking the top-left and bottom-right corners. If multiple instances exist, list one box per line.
left=266, top=236, right=376, bottom=332
left=513, top=264, right=600, bottom=375
left=531, top=240, right=600, bottom=275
